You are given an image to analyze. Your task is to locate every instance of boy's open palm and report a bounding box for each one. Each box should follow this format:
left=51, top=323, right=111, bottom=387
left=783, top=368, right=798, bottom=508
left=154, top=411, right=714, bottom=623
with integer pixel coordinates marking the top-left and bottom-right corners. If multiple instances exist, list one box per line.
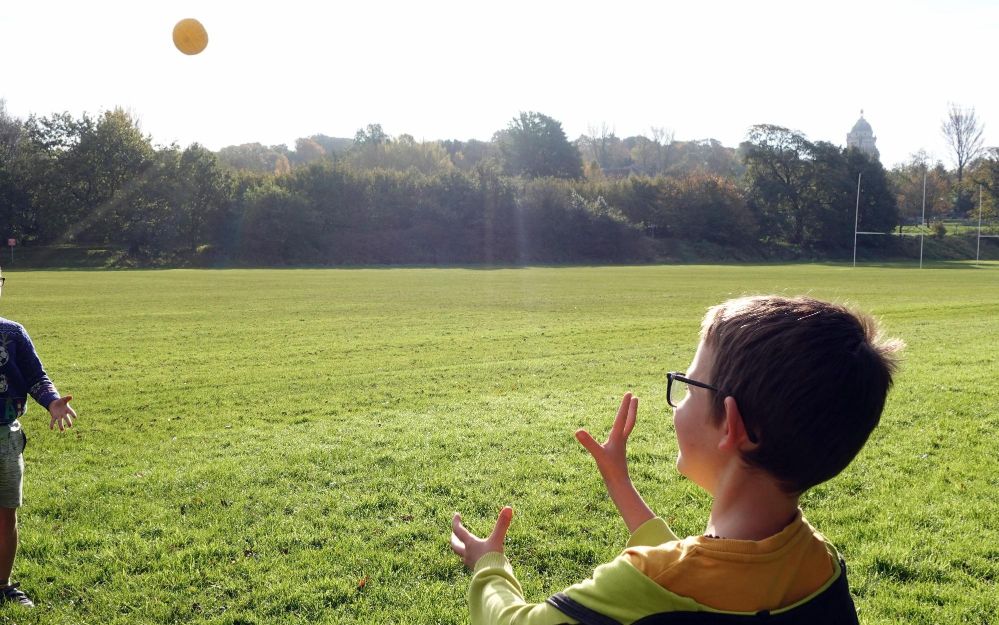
left=48, top=394, right=76, bottom=432
left=576, top=393, right=638, bottom=482
left=450, top=507, right=513, bottom=570
left=576, top=393, right=655, bottom=533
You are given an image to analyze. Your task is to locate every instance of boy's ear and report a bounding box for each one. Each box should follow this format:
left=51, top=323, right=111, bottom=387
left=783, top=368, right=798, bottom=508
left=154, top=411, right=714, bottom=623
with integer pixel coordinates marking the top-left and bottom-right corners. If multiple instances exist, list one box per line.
left=719, top=396, right=756, bottom=452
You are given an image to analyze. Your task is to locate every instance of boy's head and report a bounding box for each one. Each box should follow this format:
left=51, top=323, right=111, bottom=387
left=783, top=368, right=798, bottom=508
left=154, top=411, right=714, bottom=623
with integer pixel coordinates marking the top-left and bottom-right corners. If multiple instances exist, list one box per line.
left=696, top=295, right=903, bottom=494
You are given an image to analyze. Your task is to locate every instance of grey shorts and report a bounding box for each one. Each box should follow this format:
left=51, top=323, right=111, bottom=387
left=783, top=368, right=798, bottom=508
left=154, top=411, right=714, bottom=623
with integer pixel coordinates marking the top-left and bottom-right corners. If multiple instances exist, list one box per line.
left=0, top=421, right=26, bottom=508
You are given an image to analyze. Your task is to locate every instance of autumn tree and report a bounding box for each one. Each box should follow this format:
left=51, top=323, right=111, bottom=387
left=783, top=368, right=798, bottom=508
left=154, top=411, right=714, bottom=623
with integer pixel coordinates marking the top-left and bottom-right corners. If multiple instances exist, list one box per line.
left=217, top=143, right=291, bottom=174
left=292, top=137, right=327, bottom=167
left=347, top=134, right=454, bottom=175
left=889, top=151, right=952, bottom=225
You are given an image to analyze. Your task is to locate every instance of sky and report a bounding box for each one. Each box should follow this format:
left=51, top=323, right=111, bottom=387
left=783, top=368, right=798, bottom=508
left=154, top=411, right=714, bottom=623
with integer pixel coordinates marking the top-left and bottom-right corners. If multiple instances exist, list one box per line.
left=2, top=0, right=997, bottom=168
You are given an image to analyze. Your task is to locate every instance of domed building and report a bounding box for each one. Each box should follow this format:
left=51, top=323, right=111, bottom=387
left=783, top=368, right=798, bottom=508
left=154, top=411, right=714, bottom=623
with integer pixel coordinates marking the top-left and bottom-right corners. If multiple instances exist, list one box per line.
left=846, top=111, right=879, bottom=160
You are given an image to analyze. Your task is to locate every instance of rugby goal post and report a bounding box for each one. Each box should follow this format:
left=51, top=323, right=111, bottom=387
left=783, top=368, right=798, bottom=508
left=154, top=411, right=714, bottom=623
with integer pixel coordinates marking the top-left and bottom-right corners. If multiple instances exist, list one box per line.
left=854, top=177, right=997, bottom=268
left=853, top=172, right=925, bottom=267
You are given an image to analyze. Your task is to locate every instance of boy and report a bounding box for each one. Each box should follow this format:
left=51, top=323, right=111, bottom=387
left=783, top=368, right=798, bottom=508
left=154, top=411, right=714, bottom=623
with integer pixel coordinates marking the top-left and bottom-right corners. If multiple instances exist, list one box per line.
left=450, top=295, right=903, bottom=624
left=0, top=268, right=76, bottom=608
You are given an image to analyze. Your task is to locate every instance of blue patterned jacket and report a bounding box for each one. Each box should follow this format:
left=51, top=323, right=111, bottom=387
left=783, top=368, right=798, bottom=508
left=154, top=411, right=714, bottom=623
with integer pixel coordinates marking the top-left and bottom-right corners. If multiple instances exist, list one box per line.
left=0, top=317, right=60, bottom=426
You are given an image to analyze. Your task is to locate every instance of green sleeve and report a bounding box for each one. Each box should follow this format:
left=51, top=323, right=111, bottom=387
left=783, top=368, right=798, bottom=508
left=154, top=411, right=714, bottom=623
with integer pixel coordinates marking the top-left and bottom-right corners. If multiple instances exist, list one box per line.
left=627, top=517, right=678, bottom=548
left=558, top=555, right=706, bottom=624
left=468, top=552, right=578, bottom=625
left=467, top=514, right=686, bottom=625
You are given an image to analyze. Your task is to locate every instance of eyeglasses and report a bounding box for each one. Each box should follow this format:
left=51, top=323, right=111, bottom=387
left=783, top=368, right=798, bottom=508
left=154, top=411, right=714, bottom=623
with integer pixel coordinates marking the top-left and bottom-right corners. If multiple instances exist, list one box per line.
left=666, top=371, right=757, bottom=443
left=666, top=372, right=720, bottom=408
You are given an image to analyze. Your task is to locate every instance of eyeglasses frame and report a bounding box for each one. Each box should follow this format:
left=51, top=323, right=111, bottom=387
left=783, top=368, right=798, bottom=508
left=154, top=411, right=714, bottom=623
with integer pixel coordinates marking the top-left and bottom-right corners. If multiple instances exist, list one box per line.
left=666, top=372, right=720, bottom=408
left=666, top=371, right=758, bottom=443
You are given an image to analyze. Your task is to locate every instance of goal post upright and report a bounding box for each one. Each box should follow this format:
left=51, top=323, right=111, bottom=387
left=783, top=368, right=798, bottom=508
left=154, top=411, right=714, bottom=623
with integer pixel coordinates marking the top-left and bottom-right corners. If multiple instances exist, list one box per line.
left=920, top=168, right=927, bottom=269
left=977, top=184, right=983, bottom=266
left=853, top=172, right=862, bottom=268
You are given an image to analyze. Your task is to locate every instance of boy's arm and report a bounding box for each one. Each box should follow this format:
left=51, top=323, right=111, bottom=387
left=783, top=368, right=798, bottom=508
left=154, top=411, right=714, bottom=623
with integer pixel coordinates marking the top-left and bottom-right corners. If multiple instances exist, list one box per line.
left=575, top=393, right=655, bottom=533
left=14, top=326, right=59, bottom=408
left=469, top=553, right=579, bottom=625
left=451, top=509, right=576, bottom=625
left=16, top=325, right=75, bottom=430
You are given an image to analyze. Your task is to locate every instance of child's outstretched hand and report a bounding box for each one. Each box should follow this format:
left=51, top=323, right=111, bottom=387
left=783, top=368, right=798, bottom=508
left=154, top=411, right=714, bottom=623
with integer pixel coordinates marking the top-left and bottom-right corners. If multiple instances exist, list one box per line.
left=576, top=393, right=654, bottom=532
left=450, top=507, right=513, bottom=570
left=47, top=395, right=76, bottom=432
left=575, top=392, right=638, bottom=482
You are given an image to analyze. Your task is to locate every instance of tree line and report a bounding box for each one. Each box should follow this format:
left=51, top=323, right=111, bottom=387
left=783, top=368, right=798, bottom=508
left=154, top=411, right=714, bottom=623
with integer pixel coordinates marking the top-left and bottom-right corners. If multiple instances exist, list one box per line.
left=0, top=102, right=995, bottom=266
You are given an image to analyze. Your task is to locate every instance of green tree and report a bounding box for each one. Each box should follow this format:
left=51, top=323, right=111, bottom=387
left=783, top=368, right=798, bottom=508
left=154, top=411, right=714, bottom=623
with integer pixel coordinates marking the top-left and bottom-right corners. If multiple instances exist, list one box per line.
left=669, top=139, right=743, bottom=179
left=237, top=180, right=319, bottom=264
left=18, top=109, right=155, bottom=245
left=741, top=125, right=813, bottom=244
left=353, top=123, right=389, bottom=147
left=846, top=148, right=898, bottom=236
left=115, top=149, right=181, bottom=256
left=969, top=148, right=999, bottom=221
left=495, top=112, right=583, bottom=179
left=599, top=176, right=666, bottom=231
left=0, top=100, right=30, bottom=240
left=803, top=141, right=856, bottom=246
left=0, top=100, right=21, bottom=165
left=175, top=144, right=234, bottom=251
left=442, top=139, right=496, bottom=171
left=217, top=143, right=290, bottom=173
left=19, top=112, right=94, bottom=242
left=72, top=109, right=156, bottom=245
left=742, top=125, right=895, bottom=249
left=628, top=136, right=659, bottom=177
left=666, top=173, right=757, bottom=245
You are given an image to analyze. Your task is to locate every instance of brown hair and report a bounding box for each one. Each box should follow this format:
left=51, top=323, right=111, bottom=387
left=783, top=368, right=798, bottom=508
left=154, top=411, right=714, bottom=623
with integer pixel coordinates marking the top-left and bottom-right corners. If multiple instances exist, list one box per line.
left=700, top=295, right=904, bottom=494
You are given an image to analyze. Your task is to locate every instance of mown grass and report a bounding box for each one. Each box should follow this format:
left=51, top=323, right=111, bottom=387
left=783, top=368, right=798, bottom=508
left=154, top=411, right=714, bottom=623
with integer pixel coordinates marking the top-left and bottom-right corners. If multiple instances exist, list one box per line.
left=0, top=263, right=996, bottom=624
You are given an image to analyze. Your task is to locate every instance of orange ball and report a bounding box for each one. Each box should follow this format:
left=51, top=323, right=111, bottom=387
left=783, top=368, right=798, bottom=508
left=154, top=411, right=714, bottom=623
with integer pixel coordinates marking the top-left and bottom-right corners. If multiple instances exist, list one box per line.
left=173, top=18, right=208, bottom=55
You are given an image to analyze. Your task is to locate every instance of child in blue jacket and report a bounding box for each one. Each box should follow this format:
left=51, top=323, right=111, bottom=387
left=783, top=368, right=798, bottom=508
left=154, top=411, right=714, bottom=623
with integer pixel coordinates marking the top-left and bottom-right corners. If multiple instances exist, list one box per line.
left=0, top=269, right=76, bottom=608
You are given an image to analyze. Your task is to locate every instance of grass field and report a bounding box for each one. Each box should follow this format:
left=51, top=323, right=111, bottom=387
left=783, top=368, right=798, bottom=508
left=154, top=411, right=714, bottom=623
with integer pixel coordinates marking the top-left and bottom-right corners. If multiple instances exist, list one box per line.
left=0, top=263, right=996, bottom=624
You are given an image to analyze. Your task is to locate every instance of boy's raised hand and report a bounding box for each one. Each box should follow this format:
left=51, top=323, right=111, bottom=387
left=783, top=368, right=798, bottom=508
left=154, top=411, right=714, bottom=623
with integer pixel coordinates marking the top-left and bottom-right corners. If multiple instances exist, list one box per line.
left=576, top=393, right=655, bottom=532
left=575, top=392, right=638, bottom=482
left=47, top=394, right=76, bottom=432
left=450, top=507, right=514, bottom=570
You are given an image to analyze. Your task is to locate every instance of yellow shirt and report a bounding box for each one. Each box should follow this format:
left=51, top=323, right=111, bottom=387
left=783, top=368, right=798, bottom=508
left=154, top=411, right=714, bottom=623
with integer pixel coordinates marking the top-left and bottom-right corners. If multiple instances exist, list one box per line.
left=623, top=511, right=835, bottom=612
left=468, top=511, right=843, bottom=624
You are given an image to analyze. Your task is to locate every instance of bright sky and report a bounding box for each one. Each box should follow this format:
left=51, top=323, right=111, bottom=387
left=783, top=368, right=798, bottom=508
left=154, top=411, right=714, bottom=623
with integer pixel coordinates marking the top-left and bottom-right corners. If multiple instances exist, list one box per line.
left=2, top=0, right=997, bottom=168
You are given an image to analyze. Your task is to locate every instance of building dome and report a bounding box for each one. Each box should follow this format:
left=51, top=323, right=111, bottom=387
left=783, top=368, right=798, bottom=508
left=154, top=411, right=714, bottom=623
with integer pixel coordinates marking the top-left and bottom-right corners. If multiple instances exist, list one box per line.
left=846, top=110, right=879, bottom=160
left=851, top=117, right=873, bottom=133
